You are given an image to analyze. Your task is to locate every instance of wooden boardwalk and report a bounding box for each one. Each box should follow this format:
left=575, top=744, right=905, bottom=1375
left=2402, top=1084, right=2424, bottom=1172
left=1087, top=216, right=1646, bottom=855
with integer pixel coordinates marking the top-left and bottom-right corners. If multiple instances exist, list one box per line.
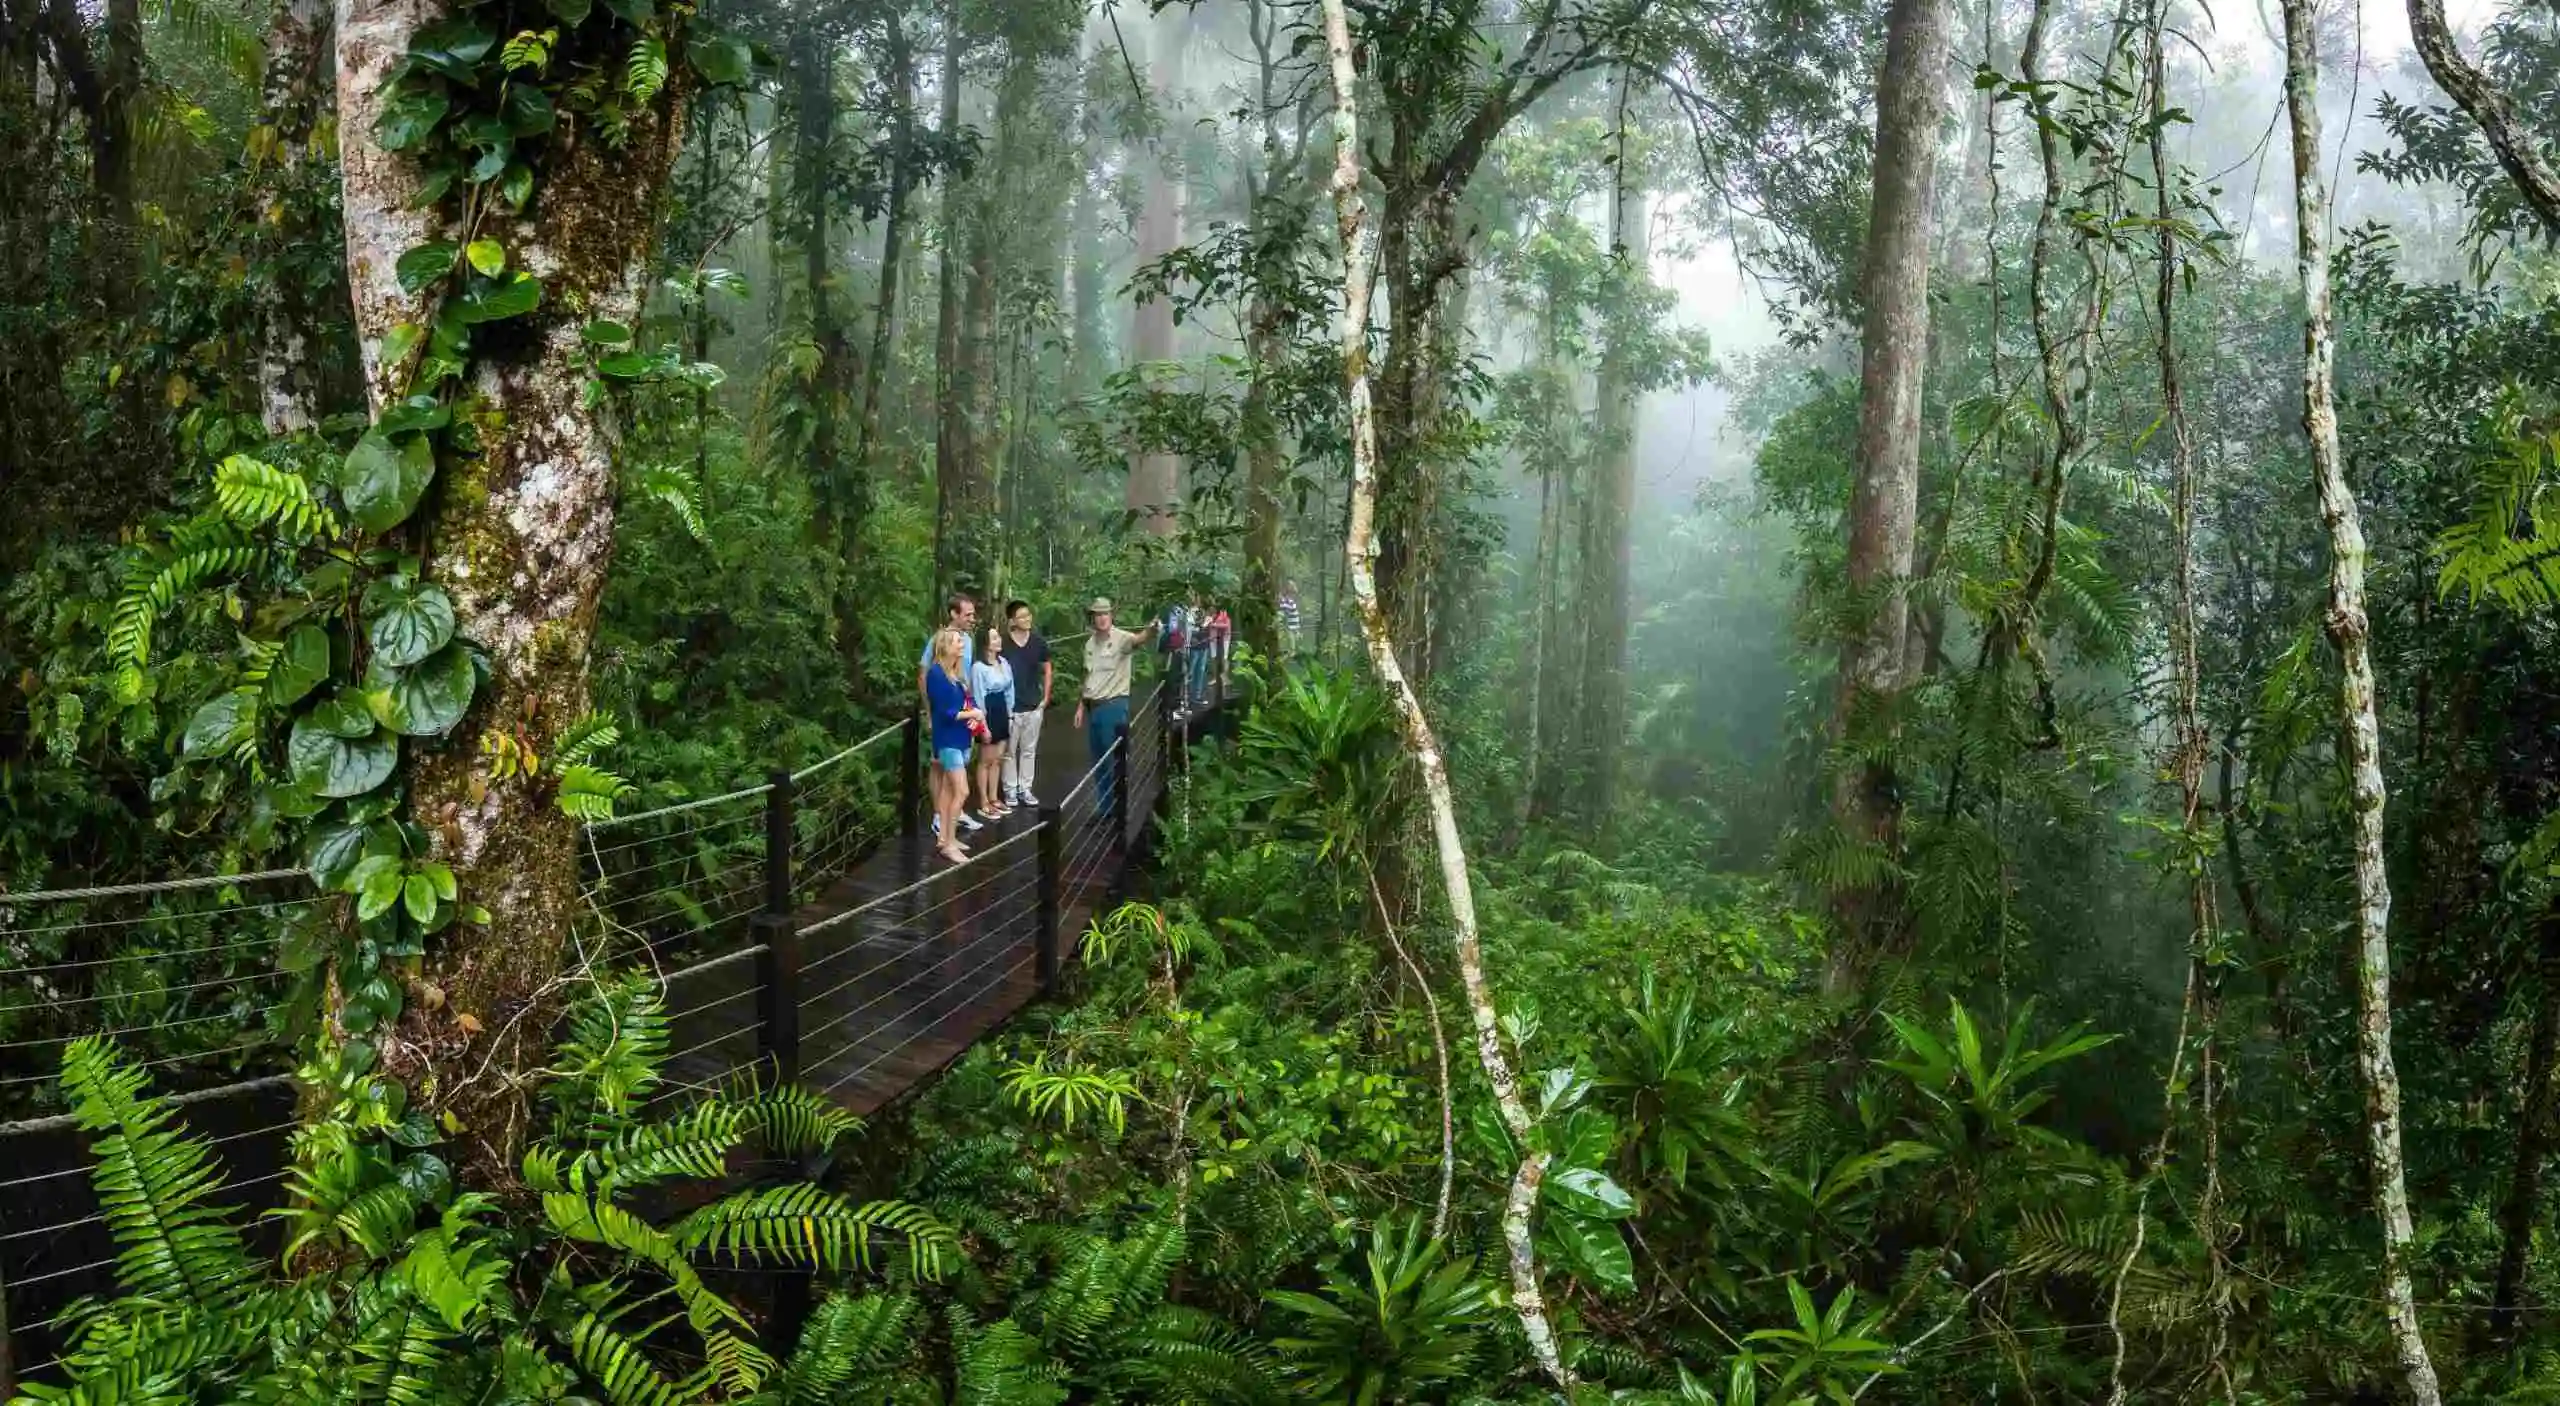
left=655, top=679, right=1191, bottom=1114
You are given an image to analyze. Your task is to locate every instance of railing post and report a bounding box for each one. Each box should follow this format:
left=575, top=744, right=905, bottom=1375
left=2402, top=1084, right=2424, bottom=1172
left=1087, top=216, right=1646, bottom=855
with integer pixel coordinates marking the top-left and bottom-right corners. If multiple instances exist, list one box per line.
left=898, top=710, right=922, bottom=831
left=754, top=768, right=799, bottom=1088
left=1036, top=805, right=1061, bottom=994
left=1111, top=722, right=1132, bottom=899
left=1156, top=678, right=1178, bottom=822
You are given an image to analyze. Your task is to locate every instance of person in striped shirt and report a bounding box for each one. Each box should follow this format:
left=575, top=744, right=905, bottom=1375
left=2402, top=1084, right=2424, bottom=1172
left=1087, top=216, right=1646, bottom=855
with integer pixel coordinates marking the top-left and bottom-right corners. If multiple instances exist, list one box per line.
left=1278, top=582, right=1302, bottom=655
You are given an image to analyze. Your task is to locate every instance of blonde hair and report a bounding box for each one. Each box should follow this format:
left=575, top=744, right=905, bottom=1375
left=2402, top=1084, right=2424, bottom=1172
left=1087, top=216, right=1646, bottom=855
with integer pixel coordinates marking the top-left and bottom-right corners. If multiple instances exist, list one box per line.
left=931, top=628, right=967, bottom=676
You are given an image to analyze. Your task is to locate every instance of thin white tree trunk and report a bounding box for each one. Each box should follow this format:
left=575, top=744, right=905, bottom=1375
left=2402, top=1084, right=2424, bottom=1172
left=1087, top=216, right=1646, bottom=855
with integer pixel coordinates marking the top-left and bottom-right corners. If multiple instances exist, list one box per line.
left=2278, top=2, right=2445, bottom=1398
left=255, top=0, right=331, bottom=433
left=1315, top=0, right=1571, bottom=1389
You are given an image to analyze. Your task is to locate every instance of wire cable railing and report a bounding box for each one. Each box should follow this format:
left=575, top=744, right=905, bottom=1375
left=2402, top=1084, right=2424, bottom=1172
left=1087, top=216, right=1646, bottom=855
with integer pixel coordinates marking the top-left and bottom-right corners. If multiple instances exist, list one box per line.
left=2, top=677, right=1219, bottom=1370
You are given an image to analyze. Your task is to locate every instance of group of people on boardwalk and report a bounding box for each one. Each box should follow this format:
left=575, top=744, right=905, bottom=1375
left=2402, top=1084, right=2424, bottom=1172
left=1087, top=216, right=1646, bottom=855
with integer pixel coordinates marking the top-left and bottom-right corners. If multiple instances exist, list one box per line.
left=919, top=589, right=1198, bottom=866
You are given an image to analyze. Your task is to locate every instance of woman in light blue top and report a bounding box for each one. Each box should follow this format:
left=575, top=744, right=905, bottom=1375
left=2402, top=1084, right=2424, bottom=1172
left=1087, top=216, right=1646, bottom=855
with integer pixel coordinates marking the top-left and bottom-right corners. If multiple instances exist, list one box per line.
left=970, top=628, right=1016, bottom=819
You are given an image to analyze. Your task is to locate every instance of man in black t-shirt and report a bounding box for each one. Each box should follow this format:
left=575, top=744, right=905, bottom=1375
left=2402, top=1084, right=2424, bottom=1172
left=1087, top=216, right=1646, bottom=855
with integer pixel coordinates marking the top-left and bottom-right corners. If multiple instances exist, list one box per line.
left=999, top=600, right=1055, bottom=806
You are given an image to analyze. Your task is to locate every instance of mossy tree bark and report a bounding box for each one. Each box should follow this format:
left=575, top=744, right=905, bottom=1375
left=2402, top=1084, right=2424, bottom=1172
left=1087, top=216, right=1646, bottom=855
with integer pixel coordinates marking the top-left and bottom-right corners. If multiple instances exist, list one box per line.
left=253, top=0, right=339, bottom=434
left=336, top=0, right=688, bottom=1181
left=2277, top=0, right=2444, bottom=1395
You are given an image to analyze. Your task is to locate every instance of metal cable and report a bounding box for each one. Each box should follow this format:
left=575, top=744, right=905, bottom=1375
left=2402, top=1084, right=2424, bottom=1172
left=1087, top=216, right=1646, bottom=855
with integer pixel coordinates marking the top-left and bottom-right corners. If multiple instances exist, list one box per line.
left=0, top=869, right=310, bottom=906
left=789, top=719, right=905, bottom=785
left=0, top=896, right=326, bottom=943
left=0, top=1073, right=297, bottom=1139
left=794, top=824, right=1042, bottom=942
left=582, top=806, right=760, bottom=860
left=816, top=931, right=1036, bottom=1099
left=0, top=930, right=290, bottom=978
left=796, top=857, right=1034, bottom=990
left=26, top=963, right=289, bottom=1011
left=663, top=980, right=758, bottom=1025
left=584, top=778, right=772, bottom=834
left=805, top=911, right=1034, bottom=1077
left=0, top=1004, right=287, bottom=1056
left=796, top=873, right=1038, bottom=1021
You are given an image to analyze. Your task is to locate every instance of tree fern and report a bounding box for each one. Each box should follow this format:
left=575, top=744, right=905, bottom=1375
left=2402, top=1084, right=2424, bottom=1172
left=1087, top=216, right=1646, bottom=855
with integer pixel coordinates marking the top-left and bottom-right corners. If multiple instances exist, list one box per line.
left=759, top=1292, right=922, bottom=1404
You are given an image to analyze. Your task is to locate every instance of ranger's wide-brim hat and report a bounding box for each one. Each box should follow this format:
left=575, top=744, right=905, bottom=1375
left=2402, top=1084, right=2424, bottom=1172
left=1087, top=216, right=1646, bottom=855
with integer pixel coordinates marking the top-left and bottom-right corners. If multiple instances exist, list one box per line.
left=1086, top=597, right=1112, bottom=614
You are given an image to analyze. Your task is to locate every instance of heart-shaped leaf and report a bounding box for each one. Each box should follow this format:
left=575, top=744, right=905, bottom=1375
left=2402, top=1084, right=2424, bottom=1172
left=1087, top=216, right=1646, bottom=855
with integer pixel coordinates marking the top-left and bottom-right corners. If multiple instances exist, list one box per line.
left=581, top=319, right=633, bottom=346
left=395, top=242, right=459, bottom=295
left=456, top=270, right=542, bottom=323
left=289, top=714, right=398, bottom=798
left=307, top=690, right=380, bottom=738
left=376, top=85, right=451, bottom=153
left=340, top=429, right=437, bottom=534
left=181, top=689, right=258, bottom=759
left=543, top=0, right=591, bottom=24
left=305, top=819, right=392, bottom=890
left=370, top=642, right=477, bottom=737
left=409, top=17, right=495, bottom=79
left=265, top=624, right=332, bottom=706
left=502, top=83, right=554, bottom=135
left=464, top=239, right=504, bottom=276
left=363, top=577, right=458, bottom=668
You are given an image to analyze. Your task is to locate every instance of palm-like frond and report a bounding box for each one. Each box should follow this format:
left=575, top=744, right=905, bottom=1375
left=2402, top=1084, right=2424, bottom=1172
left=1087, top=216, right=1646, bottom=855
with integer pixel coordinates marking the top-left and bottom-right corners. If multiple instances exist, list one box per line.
left=674, top=1185, right=956, bottom=1279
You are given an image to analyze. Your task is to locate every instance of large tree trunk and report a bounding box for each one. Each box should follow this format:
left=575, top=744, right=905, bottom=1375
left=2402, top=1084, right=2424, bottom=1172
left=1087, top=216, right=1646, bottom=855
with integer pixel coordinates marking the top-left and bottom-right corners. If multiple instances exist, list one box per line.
left=929, top=0, right=968, bottom=597
left=853, top=10, right=911, bottom=471
left=253, top=0, right=336, bottom=433
left=2278, top=1, right=2446, bottom=1396
left=1829, top=0, right=1953, bottom=978
left=1580, top=102, right=1645, bottom=825
left=794, top=30, right=867, bottom=695
left=1125, top=22, right=1183, bottom=538
left=1317, top=0, right=1571, bottom=1389
left=1372, top=183, right=1463, bottom=677
left=336, top=0, right=686, bottom=1181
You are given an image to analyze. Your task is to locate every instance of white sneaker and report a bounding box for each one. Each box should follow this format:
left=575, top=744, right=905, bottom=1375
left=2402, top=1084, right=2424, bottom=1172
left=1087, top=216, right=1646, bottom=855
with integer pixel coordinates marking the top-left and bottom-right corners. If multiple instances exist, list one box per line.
left=957, top=811, right=985, bottom=831
left=1018, top=788, right=1040, bottom=807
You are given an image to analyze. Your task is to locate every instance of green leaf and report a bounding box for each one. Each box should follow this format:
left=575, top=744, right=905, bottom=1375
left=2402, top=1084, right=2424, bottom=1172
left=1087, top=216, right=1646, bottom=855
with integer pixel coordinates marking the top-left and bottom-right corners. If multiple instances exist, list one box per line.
left=468, top=143, right=511, bottom=184
left=498, top=162, right=534, bottom=211
left=1548, top=1212, right=1636, bottom=1295
left=305, top=819, right=385, bottom=889
left=379, top=322, right=424, bottom=370
left=363, top=577, right=457, bottom=667
left=373, top=395, right=451, bottom=437
left=623, top=35, right=667, bottom=104
left=596, top=350, right=654, bottom=379
left=181, top=689, right=257, bottom=760
left=457, top=271, right=542, bottom=324
left=289, top=715, right=399, bottom=798
left=371, top=643, right=477, bottom=737
left=1548, top=1166, right=1635, bottom=1220
left=501, top=83, right=555, bottom=136
left=265, top=624, right=333, bottom=707
left=543, top=0, right=590, bottom=22
left=376, top=85, right=451, bottom=153
left=340, top=429, right=438, bottom=534
left=686, top=31, right=749, bottom=85
left=358, top=863, right=403, bottom=920
left=409, top=17, right=496, bottom=79
left=581, top=319, right=633, bottom=346
left=308, top=690, right=380, bottom=738
left=598, top=0, right=650, bottom=21
left=403, top=873, right=438, bottom=924
left=395, top=242, right=460, bottom=295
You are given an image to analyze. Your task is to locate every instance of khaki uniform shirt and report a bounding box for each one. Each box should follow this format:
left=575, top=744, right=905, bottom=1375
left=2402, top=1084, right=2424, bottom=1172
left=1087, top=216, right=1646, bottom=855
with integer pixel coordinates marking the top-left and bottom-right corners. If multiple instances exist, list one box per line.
left=1082, top=628, right=1144, bottom=701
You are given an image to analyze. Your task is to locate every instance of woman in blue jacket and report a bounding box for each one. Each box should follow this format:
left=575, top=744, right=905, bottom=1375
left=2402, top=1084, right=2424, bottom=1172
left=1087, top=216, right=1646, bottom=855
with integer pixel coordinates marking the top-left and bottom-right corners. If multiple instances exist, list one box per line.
left=925, top=629, right=983, bottom=864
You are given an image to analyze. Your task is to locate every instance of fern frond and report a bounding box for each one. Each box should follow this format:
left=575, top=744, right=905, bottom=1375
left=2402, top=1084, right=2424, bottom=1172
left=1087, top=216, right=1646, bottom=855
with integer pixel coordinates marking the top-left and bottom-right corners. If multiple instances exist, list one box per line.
left=562, top=1310, right=690, bottom=1406
left=213, top=455, right=339, bottom=538
left=631, top=463, right=708, bottom=544
left=674, top=1186, right=955, bottom=1280
left=730, top=1082, right=862, bottom=1158
left=773, top=1292, right=920, bottom=1401
left=60, top=1036, right=254, bottom=1311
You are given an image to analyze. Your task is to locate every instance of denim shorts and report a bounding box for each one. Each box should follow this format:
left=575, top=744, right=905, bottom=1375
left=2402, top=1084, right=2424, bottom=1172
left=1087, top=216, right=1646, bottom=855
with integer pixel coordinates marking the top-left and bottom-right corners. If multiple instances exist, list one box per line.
left=936, top=746, right=969, bottom=771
